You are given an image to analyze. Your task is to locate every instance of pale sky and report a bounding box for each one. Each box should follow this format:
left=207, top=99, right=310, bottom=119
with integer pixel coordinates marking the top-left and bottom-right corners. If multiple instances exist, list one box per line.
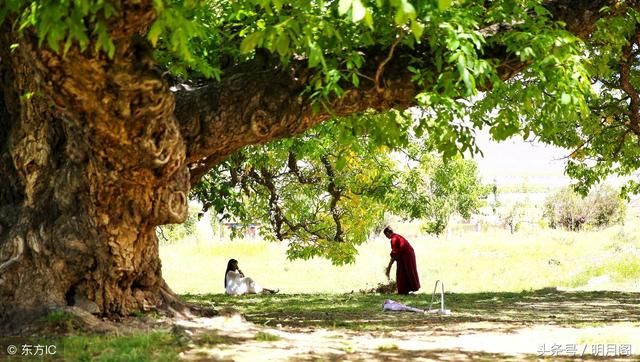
left=472, top=131, right=572, bottom=187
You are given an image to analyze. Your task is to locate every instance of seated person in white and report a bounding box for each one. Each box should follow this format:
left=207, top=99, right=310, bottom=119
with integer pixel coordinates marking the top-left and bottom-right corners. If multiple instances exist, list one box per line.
left=224, top=259, right=278, bottom=295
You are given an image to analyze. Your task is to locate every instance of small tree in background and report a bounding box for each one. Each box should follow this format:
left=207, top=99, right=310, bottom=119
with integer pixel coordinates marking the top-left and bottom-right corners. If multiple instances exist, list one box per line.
left=543, top=186, right=626, bottom=231
left=421, top=157, right=490, bottom=235
left=502, top=201, right=527, bottom=234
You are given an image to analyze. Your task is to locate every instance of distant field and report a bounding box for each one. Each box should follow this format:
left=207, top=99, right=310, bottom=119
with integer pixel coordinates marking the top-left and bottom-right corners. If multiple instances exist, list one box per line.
left=160, top=215, right=640, bottom=295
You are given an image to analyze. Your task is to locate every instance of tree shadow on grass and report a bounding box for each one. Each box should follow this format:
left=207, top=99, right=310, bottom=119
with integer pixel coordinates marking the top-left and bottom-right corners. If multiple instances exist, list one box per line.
left=183, top=289, right=640, bottom=334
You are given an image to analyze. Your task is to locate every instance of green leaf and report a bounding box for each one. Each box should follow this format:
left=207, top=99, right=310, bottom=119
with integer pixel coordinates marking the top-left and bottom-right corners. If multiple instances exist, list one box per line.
left=46, top=32, right=61, bottom=53
left=148, top=21, right=163, bottom=47
left=461, top=68, right=474, bottom=93
left=438, top=0, right=452, bottom=10
left=410, top=20, right=424, bottom=40
left=309, top=44, right=324, bottom=67
left=363, top=9, right=374, bottom=28
left=352, top=0, right=366, bottom=22
left=335, top=155, right=347, bottom=171
left=338, top=0, right=352, bottom=15
left=560, top=93, right=572, bottom=105
left=276, top=34, right=290, bottom=57
left=351, top=73, right=360, bottom=87
left=402, top=0, right=416, bottom=19
left=240, top=32, right=263, bottom=54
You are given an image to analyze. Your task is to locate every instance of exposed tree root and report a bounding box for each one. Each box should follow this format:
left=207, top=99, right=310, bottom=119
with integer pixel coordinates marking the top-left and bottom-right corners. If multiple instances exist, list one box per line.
left=159, top=282, right=218, bottom=319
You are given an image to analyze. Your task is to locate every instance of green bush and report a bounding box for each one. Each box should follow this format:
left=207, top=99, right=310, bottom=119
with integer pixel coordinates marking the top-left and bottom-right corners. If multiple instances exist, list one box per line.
left=543, top=186, right=626, bottom=231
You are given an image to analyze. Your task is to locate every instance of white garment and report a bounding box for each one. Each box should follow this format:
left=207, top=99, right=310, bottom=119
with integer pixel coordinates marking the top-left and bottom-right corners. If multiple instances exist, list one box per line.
left=225, top=270, right=263, bottom=295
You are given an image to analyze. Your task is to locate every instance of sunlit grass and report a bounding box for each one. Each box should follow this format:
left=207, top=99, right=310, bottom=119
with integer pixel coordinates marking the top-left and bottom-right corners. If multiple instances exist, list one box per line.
left=378, top=343, right=399, bottom=351
left=62, top=332, right=183, bottom=361
left=575, top=325, right=640, bottom=345
left=255, top=332, right=281, bottom=342
left=161, top=217, right=640, bottom=295
left=567, top=255, right=640, bottom=287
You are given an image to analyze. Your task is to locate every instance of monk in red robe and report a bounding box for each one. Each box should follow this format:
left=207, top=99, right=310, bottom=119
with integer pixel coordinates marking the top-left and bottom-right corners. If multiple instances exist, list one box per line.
left=384, top=227, right=420, bottom=294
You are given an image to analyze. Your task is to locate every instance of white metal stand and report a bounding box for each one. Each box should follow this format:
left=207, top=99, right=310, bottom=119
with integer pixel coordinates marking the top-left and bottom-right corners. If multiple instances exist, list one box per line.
left=427, top=279, right=451, bottom=315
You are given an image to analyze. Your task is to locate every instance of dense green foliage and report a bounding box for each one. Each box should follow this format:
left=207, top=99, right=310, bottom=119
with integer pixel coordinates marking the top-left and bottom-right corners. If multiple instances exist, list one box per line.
left=191, top=118, right=487, bottom=264
left=3, top=1, right=638, bottom=173
left=3, top=0, right=640, bottom=262
left=543, top=186, right=627, bottom=231
left=420, top=156, right=488, bottom=235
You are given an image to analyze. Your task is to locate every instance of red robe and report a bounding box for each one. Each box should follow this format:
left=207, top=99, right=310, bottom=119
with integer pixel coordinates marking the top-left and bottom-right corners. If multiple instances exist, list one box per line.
left=390, top=233, right=420, bottom=294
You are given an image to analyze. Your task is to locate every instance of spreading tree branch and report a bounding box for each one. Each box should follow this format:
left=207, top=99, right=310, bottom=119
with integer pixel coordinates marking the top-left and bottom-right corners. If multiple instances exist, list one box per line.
left=174, top=0, right=622, bottom=185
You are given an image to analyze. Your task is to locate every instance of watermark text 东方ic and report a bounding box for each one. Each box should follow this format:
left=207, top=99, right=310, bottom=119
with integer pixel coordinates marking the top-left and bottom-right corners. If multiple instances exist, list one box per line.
left=2, top=340, right=59, bottom=358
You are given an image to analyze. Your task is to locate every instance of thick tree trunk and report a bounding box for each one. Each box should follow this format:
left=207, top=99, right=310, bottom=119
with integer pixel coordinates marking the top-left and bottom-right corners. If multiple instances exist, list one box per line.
left=0, top=4, right=188, bottom=331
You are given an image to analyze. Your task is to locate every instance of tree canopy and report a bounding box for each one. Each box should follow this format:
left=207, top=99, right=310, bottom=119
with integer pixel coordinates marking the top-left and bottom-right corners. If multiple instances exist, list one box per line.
left=0, top=2, right=632, bottom=153
left=3, top=0, right=639, bottom=259
left=191, top=115, right=488, bottom=264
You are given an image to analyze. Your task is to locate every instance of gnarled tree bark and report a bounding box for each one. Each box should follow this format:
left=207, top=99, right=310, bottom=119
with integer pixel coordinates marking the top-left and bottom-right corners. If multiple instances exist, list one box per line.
left=0, top=2, right=189, bottom=331
left=0, top=0, right=627, bottom=331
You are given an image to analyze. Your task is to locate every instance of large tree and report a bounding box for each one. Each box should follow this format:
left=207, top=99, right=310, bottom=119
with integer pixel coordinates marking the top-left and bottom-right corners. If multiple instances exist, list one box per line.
left=1, top=0, right=639, bottom=327
left=191, top=118, right=489, bottom=264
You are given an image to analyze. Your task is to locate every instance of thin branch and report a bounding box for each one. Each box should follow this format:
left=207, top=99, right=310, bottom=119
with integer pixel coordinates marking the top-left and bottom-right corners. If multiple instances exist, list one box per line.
left=375, top=31, right=403, bottom=93
left=320, top=156, right=344, bottom=242
left=287, top=151, right=319, bottom=184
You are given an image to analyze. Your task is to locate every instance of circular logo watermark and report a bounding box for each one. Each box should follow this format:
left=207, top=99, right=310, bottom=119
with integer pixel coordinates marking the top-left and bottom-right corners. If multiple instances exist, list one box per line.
left=6, top=344, right=17, bottom=355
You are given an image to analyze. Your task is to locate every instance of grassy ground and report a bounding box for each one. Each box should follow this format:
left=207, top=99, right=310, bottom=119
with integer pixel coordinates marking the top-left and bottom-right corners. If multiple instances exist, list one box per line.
left=61, top=332, right=183, bottom=362
left=160, top=219, right=640, bottom=295
left=155, top=220, right=640, bottom=360
left=13, top=219, right=639, bottom=361
left=176, top=290, right=640, bottom=360
left=1, top=312, right=187, bottom=362
left=183, top=290, right=640, bottom=332
left=18, top=289, right=638, bottom=361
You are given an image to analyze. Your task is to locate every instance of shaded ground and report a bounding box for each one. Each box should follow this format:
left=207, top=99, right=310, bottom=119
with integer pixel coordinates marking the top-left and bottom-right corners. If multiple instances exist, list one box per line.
left=176, top=289, right=640, bottom=361
left=2, top=290, right=637, bottom=361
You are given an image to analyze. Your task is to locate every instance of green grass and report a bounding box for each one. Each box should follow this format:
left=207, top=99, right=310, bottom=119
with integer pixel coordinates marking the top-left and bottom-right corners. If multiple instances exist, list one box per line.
left=49, top=289, right=640, bottom=360
left=196, top=332, right=229, bottom=346
left=255, top=332, right=281, bottom=342
left=42, top=310, right=76, bottom=333
left=62, top=332, right=184, bottom=361
left=182, top=290, right=640, bottom=331
left=161, top=217, right=640, bottom=295
left=568, top=255, right=640, bottom=288
left=377, top=343, right=399, bottom=351
left=45, top=310, right=74, bottom=324
left=44, top=210, right=640, bottom=360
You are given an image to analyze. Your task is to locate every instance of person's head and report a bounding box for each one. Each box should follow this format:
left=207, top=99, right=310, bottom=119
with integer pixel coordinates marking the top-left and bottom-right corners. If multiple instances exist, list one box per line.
left=383, top=226, right=394, bottom=239
left=226, top=259, right=238, bottom=271
left=225, top=259, right=239, bottom=287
